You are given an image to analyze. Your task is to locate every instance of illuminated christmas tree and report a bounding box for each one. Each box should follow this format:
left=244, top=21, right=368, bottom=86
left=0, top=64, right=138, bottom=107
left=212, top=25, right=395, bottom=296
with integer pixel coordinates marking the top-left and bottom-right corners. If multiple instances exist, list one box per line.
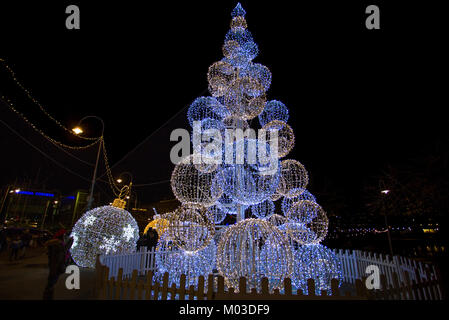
left=161, top=3, right=342, bottom=294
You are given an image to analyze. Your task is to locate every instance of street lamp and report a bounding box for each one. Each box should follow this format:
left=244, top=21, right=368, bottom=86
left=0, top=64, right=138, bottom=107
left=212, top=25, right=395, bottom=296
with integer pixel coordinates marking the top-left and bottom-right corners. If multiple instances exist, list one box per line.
left=380, top=188, right=394, bottom=258
left=73, top=115, right=104, bottom=211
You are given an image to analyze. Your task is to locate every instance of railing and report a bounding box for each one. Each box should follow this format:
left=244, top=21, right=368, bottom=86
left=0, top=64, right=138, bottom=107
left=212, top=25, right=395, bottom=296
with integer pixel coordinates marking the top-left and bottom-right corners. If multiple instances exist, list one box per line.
left=98, top=247, right=443, bottom=300
left=95, top=259, right=367, bottom=300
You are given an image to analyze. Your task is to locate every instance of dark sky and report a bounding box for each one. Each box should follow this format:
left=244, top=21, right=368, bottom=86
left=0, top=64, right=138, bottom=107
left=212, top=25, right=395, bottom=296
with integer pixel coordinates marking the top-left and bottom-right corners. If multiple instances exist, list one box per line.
left=0, top=1, right=447, bottom=214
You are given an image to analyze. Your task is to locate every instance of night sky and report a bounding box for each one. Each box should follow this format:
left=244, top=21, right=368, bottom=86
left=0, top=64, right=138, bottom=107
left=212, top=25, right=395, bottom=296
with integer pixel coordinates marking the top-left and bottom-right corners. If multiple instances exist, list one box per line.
left=0, top=1, right=447, bottom=217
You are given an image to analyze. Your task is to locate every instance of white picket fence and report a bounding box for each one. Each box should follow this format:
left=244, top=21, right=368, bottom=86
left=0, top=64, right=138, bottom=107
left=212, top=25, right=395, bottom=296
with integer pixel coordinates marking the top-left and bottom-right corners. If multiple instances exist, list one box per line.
left=99, top=247, right=441, bottom=298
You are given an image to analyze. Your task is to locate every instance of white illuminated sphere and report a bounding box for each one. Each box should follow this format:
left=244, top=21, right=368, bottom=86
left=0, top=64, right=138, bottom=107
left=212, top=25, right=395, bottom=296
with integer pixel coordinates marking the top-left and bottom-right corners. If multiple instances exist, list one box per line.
left=285, top=200, right=328, bottom=245
left=70, top=205, right=139, bottom=268
left=155, top=234, right=216, bottom=289
left=168, top=205, right=215, bottom=252
left=217, top=218, right=292, bottom=292
left=171, top=154, right=223, bottom=207
left=293, top=244, right=343, bottom=295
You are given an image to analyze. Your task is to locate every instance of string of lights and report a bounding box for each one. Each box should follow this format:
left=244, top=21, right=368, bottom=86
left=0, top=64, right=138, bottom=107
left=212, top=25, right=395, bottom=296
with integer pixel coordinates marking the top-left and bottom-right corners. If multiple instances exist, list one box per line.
left=0, top=58, right=98, bottom=140
left=1, top=95, right=101, bottom=150
left=0, top=118, right=92, bottom=183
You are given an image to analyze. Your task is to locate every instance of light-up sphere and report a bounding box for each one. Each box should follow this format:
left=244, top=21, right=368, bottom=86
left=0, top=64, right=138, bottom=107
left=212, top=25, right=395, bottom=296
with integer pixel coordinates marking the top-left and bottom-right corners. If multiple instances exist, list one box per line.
left=214, top=226, right=228, bottom=246
left=218, top=137, right=280, bottom=205
left=240, top=62, right=272, bottom=94
left=207, top=61, right=237, bottom=97
left=285, top=200, right=328, bottom=244
left=277, top=160, right=309, bottom=198
left=281, top=189, right=317, bottom=216
left=258, top=100, right=289, bottom=128
left=250, top=199, right=275, bottom=218
left=293, top=244, right=343, bottom=295
left=155, top=234, right=216, bottom=289
left=262, top=120, right=295, bottom=158
left=70, top=205, right=139, bottom=268
left=217, top=218, right=292, bottom=292
left=222, top=45, right=253, bottom=69
left=206, top=205, right=227, bottom=224
left=143, top=216, right=170, bottom=237
left=225, top=29, right=254, bottom=46
left=171, top=154, right=223, bottom=207
left=168, top=205, right=215, bottom=252
left=187, top=97, right=226, bottom=127
left=224, top=77, right=266, bottom=120
left=230, top=16, right=247, bottom=30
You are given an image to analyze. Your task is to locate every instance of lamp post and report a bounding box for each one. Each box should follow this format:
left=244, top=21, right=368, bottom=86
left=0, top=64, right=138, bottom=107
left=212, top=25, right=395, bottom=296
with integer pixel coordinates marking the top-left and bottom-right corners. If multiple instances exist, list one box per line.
left=380, top=188, right=394, bottom=258
left=73, top=116, right=104, bottom=211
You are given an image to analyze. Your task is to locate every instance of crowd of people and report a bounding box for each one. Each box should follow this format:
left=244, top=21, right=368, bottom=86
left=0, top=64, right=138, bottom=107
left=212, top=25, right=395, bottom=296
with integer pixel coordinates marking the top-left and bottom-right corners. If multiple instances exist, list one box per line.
left=0, top=227, right=49, bottom=261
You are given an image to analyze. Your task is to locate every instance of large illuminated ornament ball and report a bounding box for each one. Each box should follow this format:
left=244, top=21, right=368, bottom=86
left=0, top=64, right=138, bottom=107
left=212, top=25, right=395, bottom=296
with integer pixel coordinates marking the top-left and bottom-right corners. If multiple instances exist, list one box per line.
left=143, top=214, right=170, bottom=237
left=187, top=97, right=226, bottom=127
left=155, top=234, right=216, bottom=289
left=262, top=120, right=295, bottom=158
left=240, top=62, right=272, bottom=94
left=277, top=160, right=309, bottom=198
left=217, top=218, right=293, bottom=292
left=224, top=76, right=267, bottom=120
left=207, top=61, right=237, bottom=97
left=281, top=189, right=317, bottom=216
left=217, top=138, right=280, bottom=206
left=258, top=100, right=289, bottom=127
left=168, top=205, right=215, bottom=252
left=293, top=244, right=343, bottom=295
left=70, top=205, right=139, bottom=268
left=171, top=154, right=223, bottom=207
left=285, top=200, right=329, bottom=244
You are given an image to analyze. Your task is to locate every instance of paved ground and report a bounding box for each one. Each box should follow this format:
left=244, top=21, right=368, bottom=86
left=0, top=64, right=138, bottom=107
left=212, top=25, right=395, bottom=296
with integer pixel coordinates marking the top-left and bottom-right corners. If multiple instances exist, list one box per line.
left=0, top=247, right=96, bottom=300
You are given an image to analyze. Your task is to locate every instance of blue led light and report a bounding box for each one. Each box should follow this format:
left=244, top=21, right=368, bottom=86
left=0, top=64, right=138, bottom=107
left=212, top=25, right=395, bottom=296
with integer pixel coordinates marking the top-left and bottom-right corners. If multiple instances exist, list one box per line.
left=35, top=192, right=54, bottom=197
left=17, top=191, right=34, bottom=195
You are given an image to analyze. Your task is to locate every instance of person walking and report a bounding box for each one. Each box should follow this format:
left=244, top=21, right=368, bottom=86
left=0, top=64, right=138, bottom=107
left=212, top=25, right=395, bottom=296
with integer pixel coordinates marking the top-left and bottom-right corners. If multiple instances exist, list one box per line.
left=42, top=231, right=73, bottom=300
left=20, top=229, right=32, bottom=258
left=9, top=236, right=22, bottom=261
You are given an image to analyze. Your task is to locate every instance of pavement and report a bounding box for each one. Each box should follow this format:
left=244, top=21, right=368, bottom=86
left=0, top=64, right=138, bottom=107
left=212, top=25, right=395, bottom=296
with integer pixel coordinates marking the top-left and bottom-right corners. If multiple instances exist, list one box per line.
left=0, top=246, right=96, bottom=300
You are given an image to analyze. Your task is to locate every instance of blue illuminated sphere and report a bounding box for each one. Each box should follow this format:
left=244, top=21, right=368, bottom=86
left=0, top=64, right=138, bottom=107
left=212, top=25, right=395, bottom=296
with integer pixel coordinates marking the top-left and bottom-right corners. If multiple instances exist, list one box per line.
left=187, top=97, right=226, bottom=127
left=155, top=234, right=216, bottom=289
left=216, top=138, right=280, bottom=205
left=240, top=63, right=272, bottom=93
left=281, top=189, right=317, bottom=216
left=293, top=244, right=343, bottom=295
left=258, top=100, right=289, bottom=127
